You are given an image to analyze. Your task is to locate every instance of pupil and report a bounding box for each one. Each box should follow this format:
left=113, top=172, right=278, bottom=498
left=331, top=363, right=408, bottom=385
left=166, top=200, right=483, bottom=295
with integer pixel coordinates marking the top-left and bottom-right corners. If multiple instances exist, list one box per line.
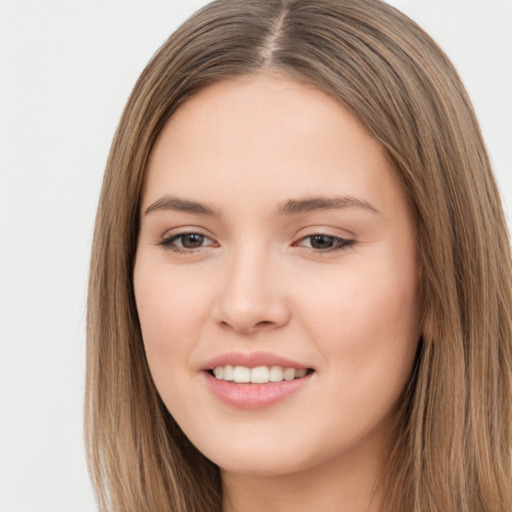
left=182, top=233, right=204, bottom=248
left=311, top=235, right=333, bottom=249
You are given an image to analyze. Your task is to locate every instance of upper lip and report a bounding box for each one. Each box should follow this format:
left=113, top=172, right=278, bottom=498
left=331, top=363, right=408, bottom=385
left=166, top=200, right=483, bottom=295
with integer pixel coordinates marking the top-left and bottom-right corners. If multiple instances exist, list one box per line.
left=201, top=351, right=313, bottom=371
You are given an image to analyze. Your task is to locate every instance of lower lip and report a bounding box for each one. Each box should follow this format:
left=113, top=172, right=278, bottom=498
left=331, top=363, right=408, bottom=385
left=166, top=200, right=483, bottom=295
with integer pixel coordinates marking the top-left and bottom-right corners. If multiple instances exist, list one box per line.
left=203, top=371, right=313, bottom=409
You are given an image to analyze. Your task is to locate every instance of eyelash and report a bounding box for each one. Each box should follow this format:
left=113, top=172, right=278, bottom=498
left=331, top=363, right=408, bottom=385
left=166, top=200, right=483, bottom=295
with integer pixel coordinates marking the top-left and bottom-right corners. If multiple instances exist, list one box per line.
left=297, top=234, right=356, bottom=254
left=159, top=232, right=217, bottom=254
left=158, top=232, right=356, bottom=255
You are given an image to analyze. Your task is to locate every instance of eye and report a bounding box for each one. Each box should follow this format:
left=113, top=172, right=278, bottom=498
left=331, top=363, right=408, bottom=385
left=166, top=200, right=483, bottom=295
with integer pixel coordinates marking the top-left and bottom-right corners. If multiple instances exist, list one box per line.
left=159, top=232, right=216, bottom=253
left=296, top=234, right=355, bottom=253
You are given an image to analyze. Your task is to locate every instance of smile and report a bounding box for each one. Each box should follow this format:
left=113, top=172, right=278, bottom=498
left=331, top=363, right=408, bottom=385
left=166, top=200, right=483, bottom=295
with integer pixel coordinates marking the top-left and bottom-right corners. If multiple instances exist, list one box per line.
left=201, top=352, right=315, bottom=408
left=211, top=365, right=312, bottom=383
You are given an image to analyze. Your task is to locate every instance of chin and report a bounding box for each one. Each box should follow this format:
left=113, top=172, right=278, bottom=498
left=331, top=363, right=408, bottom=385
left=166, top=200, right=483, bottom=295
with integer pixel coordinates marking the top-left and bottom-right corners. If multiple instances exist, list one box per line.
left=215, top=452, right=315, bottom=478
left=194, top=430, right=332, bottom=478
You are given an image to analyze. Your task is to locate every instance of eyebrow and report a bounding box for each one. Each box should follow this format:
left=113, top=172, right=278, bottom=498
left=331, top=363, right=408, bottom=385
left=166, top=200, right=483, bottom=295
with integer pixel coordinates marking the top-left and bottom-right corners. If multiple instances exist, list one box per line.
left=143, top=194, right=379, bottom=217
left=144, top=196, right=219, bottom=217
left=275, top=196, right=379, bottom=215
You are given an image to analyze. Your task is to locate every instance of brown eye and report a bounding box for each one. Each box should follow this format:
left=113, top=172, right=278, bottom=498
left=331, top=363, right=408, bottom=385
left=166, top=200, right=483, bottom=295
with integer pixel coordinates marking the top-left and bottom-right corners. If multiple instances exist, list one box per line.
left=309, top=235, right=336, bottom=250
left=296, top=234, right=356, bottom=253
left=179, top=233, right=206, bottom=249
left=159, top=232, right=216, bottom=253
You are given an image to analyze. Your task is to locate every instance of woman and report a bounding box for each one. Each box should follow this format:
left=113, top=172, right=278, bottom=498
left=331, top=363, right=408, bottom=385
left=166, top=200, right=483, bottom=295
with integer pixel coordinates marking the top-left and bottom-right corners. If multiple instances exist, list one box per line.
left=85, top=0, right=512, bottom=510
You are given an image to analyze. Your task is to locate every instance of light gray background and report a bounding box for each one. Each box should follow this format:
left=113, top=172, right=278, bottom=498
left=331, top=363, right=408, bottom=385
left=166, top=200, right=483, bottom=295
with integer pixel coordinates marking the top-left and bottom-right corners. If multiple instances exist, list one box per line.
left=0, top=1, right=510, bottom=511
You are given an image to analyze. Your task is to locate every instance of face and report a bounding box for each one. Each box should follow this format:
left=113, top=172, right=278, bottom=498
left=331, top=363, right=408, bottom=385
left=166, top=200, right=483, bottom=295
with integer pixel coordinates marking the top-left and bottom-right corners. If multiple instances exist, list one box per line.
left=134, top=75, right=420, bottom=478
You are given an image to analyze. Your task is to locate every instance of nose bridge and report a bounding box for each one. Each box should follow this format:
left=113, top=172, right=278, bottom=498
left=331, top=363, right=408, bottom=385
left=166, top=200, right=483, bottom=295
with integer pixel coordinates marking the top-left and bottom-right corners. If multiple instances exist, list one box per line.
left=216, top=239, right=289, bottom=333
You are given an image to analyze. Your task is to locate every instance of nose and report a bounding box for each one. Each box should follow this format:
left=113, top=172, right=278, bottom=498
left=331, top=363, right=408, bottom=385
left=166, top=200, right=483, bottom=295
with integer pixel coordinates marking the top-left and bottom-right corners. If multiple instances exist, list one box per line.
left=214, top=245, right=291, bottom=335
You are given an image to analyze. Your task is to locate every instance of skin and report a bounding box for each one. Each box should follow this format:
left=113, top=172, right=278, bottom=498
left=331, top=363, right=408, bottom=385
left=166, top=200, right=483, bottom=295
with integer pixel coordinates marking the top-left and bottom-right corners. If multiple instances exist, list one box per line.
left=134, top=74, right=421, bottom=512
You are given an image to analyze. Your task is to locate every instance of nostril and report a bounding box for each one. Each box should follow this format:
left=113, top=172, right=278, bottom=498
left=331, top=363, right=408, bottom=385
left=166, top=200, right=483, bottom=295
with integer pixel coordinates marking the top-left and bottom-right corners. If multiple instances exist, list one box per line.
left=218, top=318, right=278, bottom=334
left=256, top=320, right=273, bottom=327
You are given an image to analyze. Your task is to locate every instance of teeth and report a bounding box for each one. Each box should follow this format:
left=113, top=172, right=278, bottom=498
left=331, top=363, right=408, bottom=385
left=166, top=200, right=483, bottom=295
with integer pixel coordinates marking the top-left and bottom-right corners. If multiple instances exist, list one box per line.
left=269, top=366, right=284, bottom=382
left=283, top=368, right=296, bottom=381
left=295, top=368, right=307, bottom=378
left=233, top=366, right=251, bottom=383
left=251, top=366, right=269, bottom=384
left=223, top=365, right=234, bottom=381
left=211, top=365, right=310, bottom=384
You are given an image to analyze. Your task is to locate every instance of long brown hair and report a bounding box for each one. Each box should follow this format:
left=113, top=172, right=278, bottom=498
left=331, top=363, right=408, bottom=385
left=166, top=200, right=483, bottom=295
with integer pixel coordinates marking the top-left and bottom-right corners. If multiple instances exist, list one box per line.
left=86, top=1, right=512, bottom=510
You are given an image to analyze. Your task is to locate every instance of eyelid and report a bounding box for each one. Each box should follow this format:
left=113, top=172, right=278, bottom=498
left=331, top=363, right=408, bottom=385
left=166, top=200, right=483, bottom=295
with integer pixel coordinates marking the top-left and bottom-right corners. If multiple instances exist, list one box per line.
left=293, top=223, right=357, bottom=238
left=158, top=228, right=218, bottom=254
left=156, top=227, right=356, bottom=255
left=292, top=230, right=357, bottom=254
left=159, top=225, right=217, bottom=242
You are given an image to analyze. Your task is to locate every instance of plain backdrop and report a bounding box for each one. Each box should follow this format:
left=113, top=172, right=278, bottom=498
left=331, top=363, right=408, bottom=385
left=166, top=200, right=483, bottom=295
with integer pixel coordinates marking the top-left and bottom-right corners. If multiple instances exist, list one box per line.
left=0, top=1, right=511, bottom=511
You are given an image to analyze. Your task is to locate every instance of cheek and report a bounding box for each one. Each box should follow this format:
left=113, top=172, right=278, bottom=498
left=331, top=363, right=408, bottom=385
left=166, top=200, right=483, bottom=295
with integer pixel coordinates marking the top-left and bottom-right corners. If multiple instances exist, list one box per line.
left=340, top=272, right=419, bottom=345
left=295, top=248, right=420, bottom=387
left=300, top=259, right=418, bottom=335
left=295, top=263, right=420, bottom=453
left=133, top=257, right=212, bottom=372
left=133, top=260, right=213, bottom=423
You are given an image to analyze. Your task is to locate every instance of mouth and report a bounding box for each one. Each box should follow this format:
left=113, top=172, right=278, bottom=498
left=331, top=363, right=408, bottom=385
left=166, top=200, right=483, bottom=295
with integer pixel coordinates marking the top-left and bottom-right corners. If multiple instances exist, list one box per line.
left=201, top=352, right=315, bottom=407
left=207, top=365, right=315, bottom=384
left=203, top=365, right=315, bottom=409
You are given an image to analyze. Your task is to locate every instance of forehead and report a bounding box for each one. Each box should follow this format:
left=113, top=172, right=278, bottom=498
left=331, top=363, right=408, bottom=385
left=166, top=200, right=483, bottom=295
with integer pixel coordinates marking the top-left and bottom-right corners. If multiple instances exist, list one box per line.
left=143, top=74, right=406, bottom=217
